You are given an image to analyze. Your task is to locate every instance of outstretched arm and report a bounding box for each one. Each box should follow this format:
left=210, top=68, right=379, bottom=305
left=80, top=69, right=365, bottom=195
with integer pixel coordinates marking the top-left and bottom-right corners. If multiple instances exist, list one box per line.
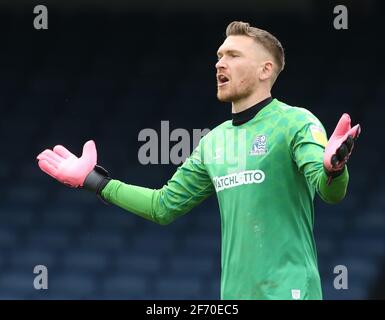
left=36, top=138, right=215, bottom=225
left=101, top=152, right=214, bottom=225
left=292, top=113, right=360, bottom=204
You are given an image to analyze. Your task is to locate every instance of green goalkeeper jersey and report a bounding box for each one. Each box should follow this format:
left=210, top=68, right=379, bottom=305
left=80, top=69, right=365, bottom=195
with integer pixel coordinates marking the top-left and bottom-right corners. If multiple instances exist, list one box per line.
left=101, top=97, right=349, bottom=300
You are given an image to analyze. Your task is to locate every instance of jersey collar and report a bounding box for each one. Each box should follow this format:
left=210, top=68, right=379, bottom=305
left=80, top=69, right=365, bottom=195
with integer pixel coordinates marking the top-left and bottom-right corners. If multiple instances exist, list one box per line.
left=231, top=96, right=273, bottom=126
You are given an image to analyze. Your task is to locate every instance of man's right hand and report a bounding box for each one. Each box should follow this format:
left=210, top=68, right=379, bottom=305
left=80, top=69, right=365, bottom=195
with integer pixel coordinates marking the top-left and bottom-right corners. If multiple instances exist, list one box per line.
left=36, top=140, right=97, bottom=188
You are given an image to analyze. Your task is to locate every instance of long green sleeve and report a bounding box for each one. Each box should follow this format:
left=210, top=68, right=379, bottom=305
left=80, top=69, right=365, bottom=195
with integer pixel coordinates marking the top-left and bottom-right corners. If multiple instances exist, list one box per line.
left=317, top=167, right=349, bottom=204
left=101, top=138, right=215, bottom=225
left=291, top=116, right=349, bottom=204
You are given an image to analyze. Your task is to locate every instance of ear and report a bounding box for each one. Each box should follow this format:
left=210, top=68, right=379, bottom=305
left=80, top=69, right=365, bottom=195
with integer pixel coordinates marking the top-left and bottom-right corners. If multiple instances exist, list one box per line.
left=259, top=60, right=274, bottom=81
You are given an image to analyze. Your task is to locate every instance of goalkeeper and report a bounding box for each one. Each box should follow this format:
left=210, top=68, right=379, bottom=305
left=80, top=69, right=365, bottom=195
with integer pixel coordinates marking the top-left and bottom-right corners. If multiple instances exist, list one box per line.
left=36, top=21, right=360, bottom=300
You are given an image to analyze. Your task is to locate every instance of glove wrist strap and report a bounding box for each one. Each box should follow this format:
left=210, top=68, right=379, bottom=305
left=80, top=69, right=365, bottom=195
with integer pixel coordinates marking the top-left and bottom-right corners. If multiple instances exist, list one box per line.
left=83, top=165, right=111, bottom=203
left=324, top=166, right=345, bottom=185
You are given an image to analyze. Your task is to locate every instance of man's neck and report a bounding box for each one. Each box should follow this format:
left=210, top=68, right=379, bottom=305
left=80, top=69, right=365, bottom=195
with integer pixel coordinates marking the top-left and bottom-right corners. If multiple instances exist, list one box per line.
left=231, top=96, right=273, bottom=126
left=232, top=90, right=272, bottom=114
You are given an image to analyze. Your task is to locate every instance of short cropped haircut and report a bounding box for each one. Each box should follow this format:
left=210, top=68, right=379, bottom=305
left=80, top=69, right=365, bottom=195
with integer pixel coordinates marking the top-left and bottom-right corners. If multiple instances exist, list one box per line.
left=226, top=21, right=285, bottom=81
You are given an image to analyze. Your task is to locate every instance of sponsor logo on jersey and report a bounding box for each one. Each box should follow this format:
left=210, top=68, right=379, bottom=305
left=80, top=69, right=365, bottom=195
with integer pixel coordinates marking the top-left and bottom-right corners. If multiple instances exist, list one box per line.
left=310, top=125, right=328, bottom=147
left=250, top=135, right=267, bottom=156
left=213, top=170, right=265, bottom=192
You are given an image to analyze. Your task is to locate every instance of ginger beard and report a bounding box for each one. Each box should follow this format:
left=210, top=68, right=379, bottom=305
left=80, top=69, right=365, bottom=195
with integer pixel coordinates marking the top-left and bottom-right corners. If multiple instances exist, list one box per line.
left=216, top=65, right=259, bottom=103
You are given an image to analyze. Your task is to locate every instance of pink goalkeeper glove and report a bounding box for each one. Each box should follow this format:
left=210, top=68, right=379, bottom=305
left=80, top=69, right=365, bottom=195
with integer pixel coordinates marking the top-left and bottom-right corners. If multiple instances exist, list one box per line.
left=323, top=113, right=361, bottom=180
left=36, top=140, right=97, bottom=188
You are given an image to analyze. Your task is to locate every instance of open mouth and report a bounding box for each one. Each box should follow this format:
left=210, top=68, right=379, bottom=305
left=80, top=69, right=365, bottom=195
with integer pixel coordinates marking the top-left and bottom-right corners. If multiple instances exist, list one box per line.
left=217, top=74, right=230, bottom=87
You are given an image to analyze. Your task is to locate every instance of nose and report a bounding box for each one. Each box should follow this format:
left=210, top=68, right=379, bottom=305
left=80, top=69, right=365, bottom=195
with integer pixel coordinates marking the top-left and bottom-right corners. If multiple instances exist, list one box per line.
left=215, top=57, right=226, bottom=70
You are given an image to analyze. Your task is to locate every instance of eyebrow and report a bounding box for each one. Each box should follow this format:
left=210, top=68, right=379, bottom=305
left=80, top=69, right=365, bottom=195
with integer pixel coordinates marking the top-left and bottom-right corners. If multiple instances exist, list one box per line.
left=217, top=49, right=243, bottom=57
